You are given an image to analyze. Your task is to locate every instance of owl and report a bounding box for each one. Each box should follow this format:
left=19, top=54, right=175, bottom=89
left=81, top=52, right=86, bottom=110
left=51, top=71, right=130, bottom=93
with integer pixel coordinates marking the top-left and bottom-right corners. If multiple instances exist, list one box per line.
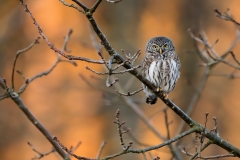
left=142, top=37, right=181, bottom=105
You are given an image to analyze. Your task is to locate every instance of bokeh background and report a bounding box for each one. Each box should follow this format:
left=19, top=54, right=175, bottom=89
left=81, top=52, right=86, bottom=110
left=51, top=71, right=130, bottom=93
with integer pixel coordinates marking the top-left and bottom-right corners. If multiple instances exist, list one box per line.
left=1, top=0, right=240, bottom=159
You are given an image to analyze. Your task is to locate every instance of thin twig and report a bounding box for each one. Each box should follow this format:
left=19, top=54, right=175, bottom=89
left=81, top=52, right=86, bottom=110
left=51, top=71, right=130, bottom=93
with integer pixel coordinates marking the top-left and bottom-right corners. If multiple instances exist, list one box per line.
left=11, top=36, right=40, bottom=90
left=96, top=141, right=106, bottom=159
left=123, top=126, right=150, bottom=147
left=189, top=28, right=240, bottom=69
left=229, top=51, right=240, bottom=65
left=100, top=128, right=196, bottom=160
left=115, top=88, right=143, bottom=96
left=113, top=109, right=133, bottom=151
left=183, top=146, right=234, bottom=159
left=112, top=65, right=141, bottom=74
left=17, top=29, right=76, bottom=94
left=142, top=152, right=148, bottom=160
left=164, top=109, right=178, bottom=160
left=91, top=0, right=102, bottom=13
left=69, top=141, right=82, bottom=155
left=106, top=75, right=118, bottom=87
left=189, top=141, right=212, bottom=160
left=215, top=9, right=240, bottom=26
left=53, top=136, right=94, bottom=160
left=113, top=80, right=166, bottom=141
left=20, top=0, right=104, bottom=64
left=59, top=0, right=85, bottom=13
left=28, top=142, right=55, bottom=160
left=72, top=0, right=88, bottom=12
left=211, top=117, right=219, bottom=136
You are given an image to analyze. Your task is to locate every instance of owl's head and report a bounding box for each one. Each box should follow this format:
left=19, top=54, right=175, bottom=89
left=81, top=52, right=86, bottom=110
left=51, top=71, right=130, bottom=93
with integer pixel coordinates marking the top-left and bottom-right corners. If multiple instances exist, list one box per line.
left=146, top=37, right=174, bottom=56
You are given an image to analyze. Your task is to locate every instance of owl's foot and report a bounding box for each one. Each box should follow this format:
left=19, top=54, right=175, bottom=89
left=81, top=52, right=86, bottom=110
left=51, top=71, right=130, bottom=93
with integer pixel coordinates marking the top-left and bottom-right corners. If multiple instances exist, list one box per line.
left=162, top=92, right=168, bottom=100
left=155, top=87, right=162, bottom=92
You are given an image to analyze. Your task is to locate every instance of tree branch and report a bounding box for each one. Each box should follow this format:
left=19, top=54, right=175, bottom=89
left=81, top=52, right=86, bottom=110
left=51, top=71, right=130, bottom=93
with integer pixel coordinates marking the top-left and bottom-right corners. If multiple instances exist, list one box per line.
left=11, top=36, right=40, bottom=90
left=0, top=81, right=70, bottom=160
left=21, top=0, right=240, bottom=158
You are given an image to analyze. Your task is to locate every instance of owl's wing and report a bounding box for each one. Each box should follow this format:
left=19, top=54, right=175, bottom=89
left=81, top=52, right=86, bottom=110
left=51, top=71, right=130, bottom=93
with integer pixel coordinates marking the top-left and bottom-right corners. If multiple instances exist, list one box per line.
left=169, top=50, right=181, bottom=71
left=174, top=54, right=181, bottom=71
left=142, top=56, right=152, bottom=77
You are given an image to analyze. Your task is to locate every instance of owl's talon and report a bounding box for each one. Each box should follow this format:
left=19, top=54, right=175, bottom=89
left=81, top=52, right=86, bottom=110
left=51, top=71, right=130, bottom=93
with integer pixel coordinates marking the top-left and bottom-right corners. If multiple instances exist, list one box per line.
left=162, top=92, right=168, bottom=100
left=156, top=87, right=162, bottom=92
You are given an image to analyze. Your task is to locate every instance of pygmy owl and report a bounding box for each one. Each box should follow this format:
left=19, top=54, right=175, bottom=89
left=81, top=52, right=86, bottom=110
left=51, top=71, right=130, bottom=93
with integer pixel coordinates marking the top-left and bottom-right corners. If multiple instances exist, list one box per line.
left=142, top=37, right=181, bottom=105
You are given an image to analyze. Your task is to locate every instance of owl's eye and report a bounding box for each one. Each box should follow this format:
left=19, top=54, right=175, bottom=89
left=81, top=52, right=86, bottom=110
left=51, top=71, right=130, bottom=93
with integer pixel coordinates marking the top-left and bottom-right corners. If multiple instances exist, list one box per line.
left=152, top=45, right=159, bottom=50
left=164, top=44, right=168, bottom=49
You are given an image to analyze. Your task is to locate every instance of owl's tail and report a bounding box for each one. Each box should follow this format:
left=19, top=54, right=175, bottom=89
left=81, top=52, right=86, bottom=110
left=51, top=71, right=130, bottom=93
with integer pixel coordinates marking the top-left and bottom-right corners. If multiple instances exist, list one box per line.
left=146, top=94, right=157, bottom=105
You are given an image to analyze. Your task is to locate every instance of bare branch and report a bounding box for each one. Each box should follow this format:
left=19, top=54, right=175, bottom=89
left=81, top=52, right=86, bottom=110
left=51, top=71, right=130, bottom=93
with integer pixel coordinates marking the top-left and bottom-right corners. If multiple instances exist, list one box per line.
left=113, top=109, right=133, bottom=151
left=163, top=109, right=180, bottom=160
left=97, top=51, right=109, bottom=69
left=113, top=81, right=166, bottom=141
left=115, top=88, right=143, bottom=96
left=189, top=141, right=212, bottom=160
left=27, top=142, right=55, bottom=160
left=17, top=29, right=77, bottom=94
left=53, top=136, right=95, bottom=160
left=211, top=117, right=219, bottom=136
left=96, top=141, right=106, bottom=159
left=142, top=152, right=147, bottom=160
left=112, top=65, right=141, bottom=74
left=101, top=128, right=196, bottom=160
left=229, top=51, right=240, bottom=65
left=69, top=141, right=82, bottom=155
left=20, top=0, right=104, bottom=64
left=59, top=0, right=85, bottom=13
left=72, top=0, right=89, bottom=12
left=11, top=36, right=40, bottom=90
left=189, top=28, right=240, bottom=70
left=86, top=66, right=109, bottom=75
left=215, top=9, right=240, bottom=26
left=3, top=85, right=70, bottom=159
left=52, top=1, right=240, bottom=158
left=183, top=146, right=235, bottom=159
left=91, top=0, right=102, bottom=13
left=200, top=154, right=234, bottom=159
left=106, top=75, right=119, bottom=87
left=123, top=126, right=151, bottom=147
left=131, top=50, right=141, bottom=65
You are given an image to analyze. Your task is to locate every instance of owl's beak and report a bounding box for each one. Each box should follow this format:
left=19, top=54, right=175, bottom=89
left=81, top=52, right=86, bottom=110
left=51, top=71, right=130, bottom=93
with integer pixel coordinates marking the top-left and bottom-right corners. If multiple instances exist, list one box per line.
left=159, top=48, right=162, bottom=54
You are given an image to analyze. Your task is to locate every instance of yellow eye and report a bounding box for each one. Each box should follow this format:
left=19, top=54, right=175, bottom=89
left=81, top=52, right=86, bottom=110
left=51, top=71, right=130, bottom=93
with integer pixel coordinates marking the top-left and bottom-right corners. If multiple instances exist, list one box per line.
left=152, top=45, right=159, bottom=50
left=164, top=44, right=168, bottom=49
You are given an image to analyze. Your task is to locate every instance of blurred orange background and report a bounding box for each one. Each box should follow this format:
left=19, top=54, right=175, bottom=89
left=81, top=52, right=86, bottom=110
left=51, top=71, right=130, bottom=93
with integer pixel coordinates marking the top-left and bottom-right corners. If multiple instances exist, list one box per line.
left=1, top=0, right=240, bottom=159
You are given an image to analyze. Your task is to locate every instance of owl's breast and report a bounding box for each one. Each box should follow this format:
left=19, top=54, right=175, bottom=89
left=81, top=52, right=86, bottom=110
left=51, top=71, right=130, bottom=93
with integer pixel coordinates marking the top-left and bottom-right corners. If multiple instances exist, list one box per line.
left=147, top=59, right=180, bottom=93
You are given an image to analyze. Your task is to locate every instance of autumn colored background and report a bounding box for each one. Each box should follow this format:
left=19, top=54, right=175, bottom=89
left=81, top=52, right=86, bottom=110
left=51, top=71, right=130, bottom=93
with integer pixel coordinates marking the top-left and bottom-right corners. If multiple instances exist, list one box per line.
left=1, top=0, right=240, bottom=159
